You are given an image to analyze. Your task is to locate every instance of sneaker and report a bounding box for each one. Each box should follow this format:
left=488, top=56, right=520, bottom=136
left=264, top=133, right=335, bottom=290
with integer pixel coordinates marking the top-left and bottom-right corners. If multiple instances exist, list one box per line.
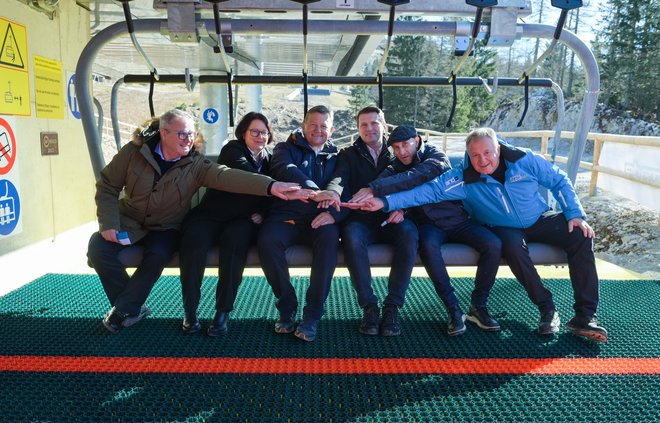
left=566, top=315, right=608, bottom=343
left=466, top=305, right=501, bottom=332
left=447, top=307, right=467, bottom=336
left=294, top=319, right=318, bottom=342
left=380, top=305, right=401, bottom=337
left=274, top=311, right=296, bottom=334
left=102, top=307, right=127, bottom=334
left=538, top=310, right=560, bottom=335
left=122, top=305, right=151, bottom=328
left=359, top=304, right=380, bottom=336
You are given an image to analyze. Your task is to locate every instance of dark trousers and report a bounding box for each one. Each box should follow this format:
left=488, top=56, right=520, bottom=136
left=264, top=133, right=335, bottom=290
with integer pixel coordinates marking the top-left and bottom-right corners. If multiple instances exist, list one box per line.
left=179, top=217, right=257, bottom=315
left=490, top=211, right=600, bottom=318
left=419, top=220, right=501, bottom=310
left=87, top=229, right=179, bottom=316
left=257, top=220, right=339, bottom=322
left=341, top=218, right=419, bottom=309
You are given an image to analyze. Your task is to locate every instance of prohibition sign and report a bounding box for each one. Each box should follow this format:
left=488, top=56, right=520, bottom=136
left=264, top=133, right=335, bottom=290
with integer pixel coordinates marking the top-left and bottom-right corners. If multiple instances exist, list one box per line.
left=0, top=117, right=17, bottom=175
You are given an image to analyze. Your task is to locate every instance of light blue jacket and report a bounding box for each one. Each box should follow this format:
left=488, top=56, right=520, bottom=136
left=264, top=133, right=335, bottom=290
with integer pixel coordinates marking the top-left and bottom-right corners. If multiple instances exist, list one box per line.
left=382, top=141, right=586, bottom=229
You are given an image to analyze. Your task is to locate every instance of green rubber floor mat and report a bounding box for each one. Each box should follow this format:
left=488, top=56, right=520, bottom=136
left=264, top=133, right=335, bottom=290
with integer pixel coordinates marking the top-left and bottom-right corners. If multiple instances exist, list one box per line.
left=0, top=274, right=658, bottom=422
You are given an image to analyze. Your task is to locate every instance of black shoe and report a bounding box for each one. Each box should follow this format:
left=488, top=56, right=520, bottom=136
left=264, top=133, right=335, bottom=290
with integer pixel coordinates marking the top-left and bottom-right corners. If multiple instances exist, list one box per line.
left=182, top=312, right=201, bottom=334
left=122, top=305, right=151, bottom=328
left=447, top=307, right=467, bottom=336
left=207, top=311, right=229, bottom=337
left=380, top=305, right=401, bottom=337
left=102, top=307, right=127, bottom=334
left=538, top=310, right=560, bottom=335
left=359, top=304, right=380, bottom=336
left=466, top=305, right=501, bottom=332
left=294, top=319, right=319, bottom=342
left=566, top=315, right=608, bottom=343
left=274, top=311, right=296, bottom=334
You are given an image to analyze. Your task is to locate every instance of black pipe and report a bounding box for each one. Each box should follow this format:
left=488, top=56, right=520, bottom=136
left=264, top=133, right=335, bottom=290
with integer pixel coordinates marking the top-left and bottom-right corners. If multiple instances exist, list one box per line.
left=120, top=1, right=134, bottom=34
left=118, top=74, right=555, bottom=87
left=227, top=71, right=234, bottom=127
left=377, top=72, right=384, bottom=109
left=517, top=75, right=530, bottom=127
left=446, top=77, right=458, bottom=127
left=148, top=72, right=155, bottom=118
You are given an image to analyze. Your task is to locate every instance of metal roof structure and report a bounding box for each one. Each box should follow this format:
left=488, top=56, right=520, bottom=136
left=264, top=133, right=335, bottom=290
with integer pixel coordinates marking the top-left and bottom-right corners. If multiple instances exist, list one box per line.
left=80, top=0, right=532, bottom=80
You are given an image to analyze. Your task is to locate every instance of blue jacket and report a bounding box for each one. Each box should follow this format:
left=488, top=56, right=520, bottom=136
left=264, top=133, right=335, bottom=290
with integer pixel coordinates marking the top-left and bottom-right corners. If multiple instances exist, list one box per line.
left=382, top=141, right=586, bottom=229
left=266, top=129, right=340, bottom=223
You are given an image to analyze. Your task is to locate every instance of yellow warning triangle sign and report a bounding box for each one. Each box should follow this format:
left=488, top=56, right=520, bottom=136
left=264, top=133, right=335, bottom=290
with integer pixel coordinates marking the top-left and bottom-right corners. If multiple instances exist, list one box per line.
left=0, top=23, right=25, bottom=69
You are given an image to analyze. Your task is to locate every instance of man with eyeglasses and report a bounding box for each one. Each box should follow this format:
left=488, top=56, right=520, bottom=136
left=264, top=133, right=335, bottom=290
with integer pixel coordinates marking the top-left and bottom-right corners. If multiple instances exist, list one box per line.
left=88, top=109, right=305, bottom=333
left=257, top=105, right=343, bottom=342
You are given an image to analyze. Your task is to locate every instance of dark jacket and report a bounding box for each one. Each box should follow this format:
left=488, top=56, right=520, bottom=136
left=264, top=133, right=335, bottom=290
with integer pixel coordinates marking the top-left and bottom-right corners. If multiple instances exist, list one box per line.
left=371, top=141, right=468, bottom=231
left=325, top=137, right=393, bottom=222
left=266, top=129, right=340, bottom=223
left=184, top=139, right=272, bottom=226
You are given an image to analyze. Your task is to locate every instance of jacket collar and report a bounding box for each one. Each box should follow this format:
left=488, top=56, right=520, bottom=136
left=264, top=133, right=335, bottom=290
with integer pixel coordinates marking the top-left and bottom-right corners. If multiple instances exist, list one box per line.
left=288, top=129, right=337, bottom=154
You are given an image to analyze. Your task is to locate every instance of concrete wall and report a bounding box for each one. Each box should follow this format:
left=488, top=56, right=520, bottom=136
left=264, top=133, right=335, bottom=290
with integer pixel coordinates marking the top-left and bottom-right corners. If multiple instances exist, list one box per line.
left=0, top=2, right=95, bottom=255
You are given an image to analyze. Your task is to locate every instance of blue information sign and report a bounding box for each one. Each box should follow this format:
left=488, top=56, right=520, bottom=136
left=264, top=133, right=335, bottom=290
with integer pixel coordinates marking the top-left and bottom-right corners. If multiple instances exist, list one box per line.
left=0, top=179, right=20, bottom=236
left=67, top=74, right=81, bottom=119
left=202, top=107, right=219, bottom=124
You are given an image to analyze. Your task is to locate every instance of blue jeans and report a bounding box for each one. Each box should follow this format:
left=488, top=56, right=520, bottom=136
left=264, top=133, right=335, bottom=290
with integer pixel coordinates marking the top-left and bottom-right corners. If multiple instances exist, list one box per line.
left=87, top=229, right=179, bottom=316
left=257, top=220, right=340, bottom=322
left=418, top=220, right=501, bottom=309
left=490, top=210, right=599, bottom=318
left=179, top=217, right=257, bottom=315
left=341, top=217, right=419, bottom=309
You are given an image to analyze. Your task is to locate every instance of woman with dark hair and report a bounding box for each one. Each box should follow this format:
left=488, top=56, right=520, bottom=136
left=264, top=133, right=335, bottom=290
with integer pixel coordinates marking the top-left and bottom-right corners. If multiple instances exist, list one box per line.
left=179, top=112, right=275, bottom=336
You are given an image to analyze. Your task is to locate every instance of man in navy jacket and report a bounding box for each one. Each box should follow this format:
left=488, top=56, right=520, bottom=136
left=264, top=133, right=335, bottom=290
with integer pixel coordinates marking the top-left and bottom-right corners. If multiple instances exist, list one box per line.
left=357, top=127, right=607, bottom=343
left=257, top=105, right=342, bottom=342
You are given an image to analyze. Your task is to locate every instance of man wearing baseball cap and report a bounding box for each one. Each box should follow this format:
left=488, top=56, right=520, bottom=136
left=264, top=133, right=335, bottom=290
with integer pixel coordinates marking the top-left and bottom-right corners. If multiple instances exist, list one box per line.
left=366, top=124, right=503, bottom=336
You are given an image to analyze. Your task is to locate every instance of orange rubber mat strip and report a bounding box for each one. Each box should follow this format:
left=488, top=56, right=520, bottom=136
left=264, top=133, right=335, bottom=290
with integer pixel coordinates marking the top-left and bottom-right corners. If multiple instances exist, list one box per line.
left=1, top=356, right=659, bottom=374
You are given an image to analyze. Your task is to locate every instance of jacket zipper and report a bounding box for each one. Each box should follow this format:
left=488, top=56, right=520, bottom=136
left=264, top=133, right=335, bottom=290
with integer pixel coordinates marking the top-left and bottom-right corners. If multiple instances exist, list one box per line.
left=496, top=187, right=511, bottom=214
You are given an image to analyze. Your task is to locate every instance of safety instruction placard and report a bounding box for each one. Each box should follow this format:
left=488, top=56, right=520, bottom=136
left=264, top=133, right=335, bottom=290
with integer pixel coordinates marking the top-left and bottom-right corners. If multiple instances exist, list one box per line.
left=34, top=55, right=64, bottom=119
left=0, top=17, right=30, bottom=116
left=0, top=117, right=21, bottom=237
left=0, top=116, right=16, bottom=175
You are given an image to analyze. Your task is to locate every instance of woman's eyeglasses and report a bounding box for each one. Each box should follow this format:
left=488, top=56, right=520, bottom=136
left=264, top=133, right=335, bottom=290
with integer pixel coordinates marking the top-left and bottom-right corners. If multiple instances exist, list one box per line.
left=248, top=129, right=270, bottom=138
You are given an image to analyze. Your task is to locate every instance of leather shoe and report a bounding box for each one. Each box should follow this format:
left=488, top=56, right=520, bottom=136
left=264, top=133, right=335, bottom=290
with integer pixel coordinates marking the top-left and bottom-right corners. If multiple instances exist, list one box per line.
left=207, top=311, right=229, bottom=337
left=182, top=312, right=201, bottom=334
left=102, top=307, right=126, bottom=334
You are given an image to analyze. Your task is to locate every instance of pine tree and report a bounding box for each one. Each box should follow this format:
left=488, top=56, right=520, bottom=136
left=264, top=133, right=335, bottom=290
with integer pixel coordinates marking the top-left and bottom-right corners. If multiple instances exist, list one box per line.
left=594, top=0, right=659, bottom=118
left=348, top=85, right=373, bottom=116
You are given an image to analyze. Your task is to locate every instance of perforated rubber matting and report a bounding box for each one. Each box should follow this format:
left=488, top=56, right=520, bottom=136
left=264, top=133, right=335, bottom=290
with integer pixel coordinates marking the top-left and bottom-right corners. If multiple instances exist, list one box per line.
left=0, top=274, right=658, bottom=422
